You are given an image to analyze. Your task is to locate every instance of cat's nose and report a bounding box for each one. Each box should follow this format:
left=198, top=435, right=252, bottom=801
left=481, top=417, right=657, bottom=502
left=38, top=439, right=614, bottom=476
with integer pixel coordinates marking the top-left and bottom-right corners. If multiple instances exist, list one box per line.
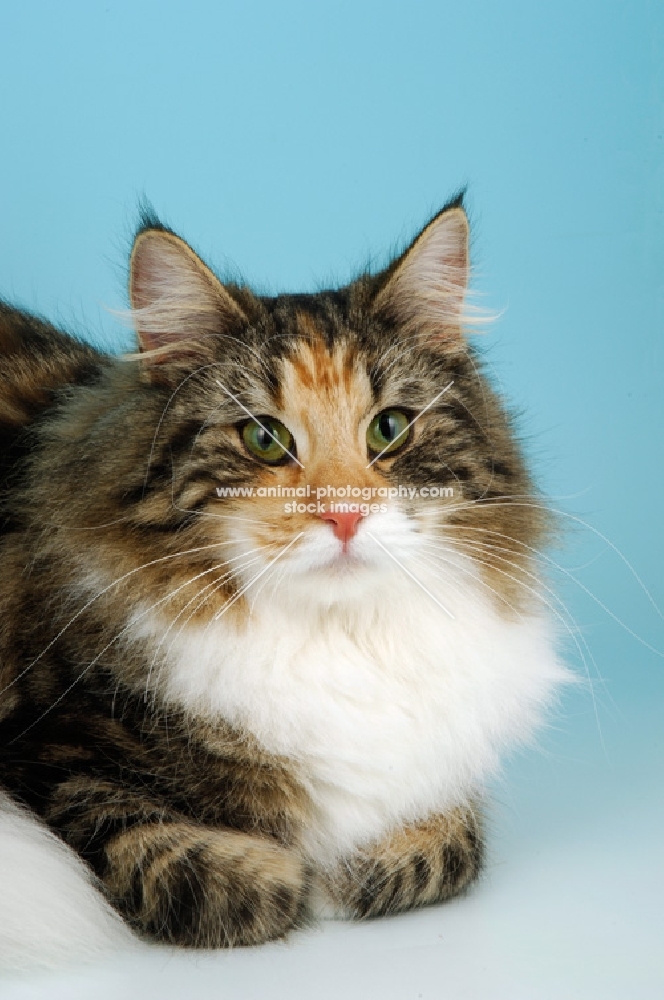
left=319, top=509, right=364, bottom=545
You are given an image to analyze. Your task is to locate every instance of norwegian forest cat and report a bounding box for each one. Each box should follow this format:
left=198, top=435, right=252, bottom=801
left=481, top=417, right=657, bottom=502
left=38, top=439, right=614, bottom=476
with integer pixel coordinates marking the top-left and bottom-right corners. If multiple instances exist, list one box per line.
left=0, top=196, right=566, bottom=965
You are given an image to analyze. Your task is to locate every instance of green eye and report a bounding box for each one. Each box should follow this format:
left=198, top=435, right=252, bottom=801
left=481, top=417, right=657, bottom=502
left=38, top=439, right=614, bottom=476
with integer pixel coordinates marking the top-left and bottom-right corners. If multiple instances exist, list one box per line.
left=241, top=416, right=295, bottom=464
left=366, top=409, right=411, bottom=457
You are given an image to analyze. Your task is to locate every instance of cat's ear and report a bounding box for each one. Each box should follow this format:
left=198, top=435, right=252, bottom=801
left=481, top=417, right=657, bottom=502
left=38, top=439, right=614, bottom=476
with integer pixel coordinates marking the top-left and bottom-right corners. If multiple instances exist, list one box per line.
left=129, top=227, right=247, bottom=363
left=372, top=203, right=470, bottom=341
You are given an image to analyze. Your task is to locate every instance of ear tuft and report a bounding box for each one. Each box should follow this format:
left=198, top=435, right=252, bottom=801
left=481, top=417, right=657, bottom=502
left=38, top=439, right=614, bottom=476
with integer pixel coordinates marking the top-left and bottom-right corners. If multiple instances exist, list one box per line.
left=129, top=229, right=247, bottom=358
left=373, top=206, right=471, bottom=340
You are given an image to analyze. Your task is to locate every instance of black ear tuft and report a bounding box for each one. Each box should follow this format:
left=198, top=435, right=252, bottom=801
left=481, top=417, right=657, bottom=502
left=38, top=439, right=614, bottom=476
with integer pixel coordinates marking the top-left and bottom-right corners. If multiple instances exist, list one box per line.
left=440, top=188, right=467, bottom=213
left=134, top=197, right=170, bottom=242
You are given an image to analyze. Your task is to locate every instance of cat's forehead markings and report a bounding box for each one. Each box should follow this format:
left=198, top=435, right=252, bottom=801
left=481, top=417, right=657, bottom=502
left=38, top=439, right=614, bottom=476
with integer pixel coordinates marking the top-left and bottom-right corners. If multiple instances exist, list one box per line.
left=282, top=312, right=372, bottom=403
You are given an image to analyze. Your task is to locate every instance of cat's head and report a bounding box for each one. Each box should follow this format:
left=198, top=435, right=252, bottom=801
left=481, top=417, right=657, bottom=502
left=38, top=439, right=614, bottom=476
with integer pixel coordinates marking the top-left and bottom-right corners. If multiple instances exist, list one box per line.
left=110, top=198, right=539, bottom=616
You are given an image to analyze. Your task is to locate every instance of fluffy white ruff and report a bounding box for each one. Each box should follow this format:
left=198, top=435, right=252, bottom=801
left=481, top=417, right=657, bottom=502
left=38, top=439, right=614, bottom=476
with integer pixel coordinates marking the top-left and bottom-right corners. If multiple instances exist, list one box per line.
left=0, top=794, right=135, bottom=971
left=142, top=511, right=570, bottom=865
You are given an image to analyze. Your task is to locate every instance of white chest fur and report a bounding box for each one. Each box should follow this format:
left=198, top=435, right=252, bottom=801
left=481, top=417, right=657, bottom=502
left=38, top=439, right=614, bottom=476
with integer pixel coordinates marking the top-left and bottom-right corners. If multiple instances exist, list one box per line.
left=136, top=558, right=567, bottom=866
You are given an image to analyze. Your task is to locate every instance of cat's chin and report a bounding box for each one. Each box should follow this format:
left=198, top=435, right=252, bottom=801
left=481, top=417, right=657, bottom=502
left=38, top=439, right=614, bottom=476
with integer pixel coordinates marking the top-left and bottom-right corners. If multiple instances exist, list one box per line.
left=312, top=548, right=373, bottom=573
left=276, top=551, right=397, bottom=610
left=312, top=554, right=379, bottom=589
left=291, top=551, right=376, bottom=579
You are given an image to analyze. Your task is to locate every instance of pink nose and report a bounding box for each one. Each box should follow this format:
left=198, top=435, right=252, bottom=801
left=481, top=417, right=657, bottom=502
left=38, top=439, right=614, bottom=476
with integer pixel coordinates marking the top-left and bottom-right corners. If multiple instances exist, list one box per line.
left=319, top=509, right=364, bottom=545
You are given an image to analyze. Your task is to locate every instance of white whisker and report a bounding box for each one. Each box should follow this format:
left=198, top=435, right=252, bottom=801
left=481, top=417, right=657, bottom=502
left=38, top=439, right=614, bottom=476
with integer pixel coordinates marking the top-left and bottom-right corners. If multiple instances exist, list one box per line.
left=366, top=532, right=454, bottom=618
left=215, top=379, right=304, bottom=469
left=144, top=547, right=268, bottom=698
left=418, top=538, right=606, bottom=752
left=8, top=545, right=264, bottom=744
left=210, top=533, right=304, bottom=625
left=0, top=541, right=236, bottom=698
left=419, top=497, right=664, bottom=654
left=366, top=381, right=454, bottom=468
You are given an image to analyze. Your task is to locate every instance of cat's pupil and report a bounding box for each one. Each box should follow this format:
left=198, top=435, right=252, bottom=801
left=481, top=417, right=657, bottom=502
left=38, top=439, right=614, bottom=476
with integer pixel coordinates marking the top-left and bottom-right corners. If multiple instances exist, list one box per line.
left=257, top=426, right=272, bottom=450
left=379, top=413, right=397, bottom=441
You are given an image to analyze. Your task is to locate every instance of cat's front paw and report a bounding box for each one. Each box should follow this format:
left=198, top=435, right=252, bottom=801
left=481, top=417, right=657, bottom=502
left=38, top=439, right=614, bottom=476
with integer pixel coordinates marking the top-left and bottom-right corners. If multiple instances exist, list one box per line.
left=105, top=822, right=310, bottom=947
left=326, top=807, right=483, bottom=919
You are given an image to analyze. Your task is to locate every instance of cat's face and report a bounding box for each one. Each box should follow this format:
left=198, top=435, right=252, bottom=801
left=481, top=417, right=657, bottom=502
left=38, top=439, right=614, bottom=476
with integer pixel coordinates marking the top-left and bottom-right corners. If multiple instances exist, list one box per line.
left=210, top=332, right=431, bottom=600
left=149, top=316, right=458, bottom=607
left=119, top=203, right=536, bottom=616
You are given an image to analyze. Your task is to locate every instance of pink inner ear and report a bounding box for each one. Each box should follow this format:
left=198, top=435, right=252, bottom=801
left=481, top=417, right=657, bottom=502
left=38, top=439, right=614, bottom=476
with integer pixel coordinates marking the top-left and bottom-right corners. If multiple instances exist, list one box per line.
left=128, top=231, right=245, bottom=357
left=130, top=259, right=163, bottom=318
left=374, top=208, right=471, bottom=339
left=130, top=247, right=176, bottom=353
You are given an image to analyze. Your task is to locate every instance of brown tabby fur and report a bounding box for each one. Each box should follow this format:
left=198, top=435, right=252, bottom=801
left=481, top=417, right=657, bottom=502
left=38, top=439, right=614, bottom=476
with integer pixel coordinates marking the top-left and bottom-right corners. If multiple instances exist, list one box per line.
left=0, top=198, right=545, bottom=947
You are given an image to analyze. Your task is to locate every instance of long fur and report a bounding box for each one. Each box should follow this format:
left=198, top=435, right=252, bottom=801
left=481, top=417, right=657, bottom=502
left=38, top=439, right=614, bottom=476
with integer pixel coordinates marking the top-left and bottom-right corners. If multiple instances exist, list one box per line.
left=0, top=201, right=570, bottom=966
left=0, top=794, right=134, bottom=971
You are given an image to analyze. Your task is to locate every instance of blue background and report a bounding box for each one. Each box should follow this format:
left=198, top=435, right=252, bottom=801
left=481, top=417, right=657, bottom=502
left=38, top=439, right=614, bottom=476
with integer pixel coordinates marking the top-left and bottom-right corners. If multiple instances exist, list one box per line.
left=1, top=2, right=662, bottom=997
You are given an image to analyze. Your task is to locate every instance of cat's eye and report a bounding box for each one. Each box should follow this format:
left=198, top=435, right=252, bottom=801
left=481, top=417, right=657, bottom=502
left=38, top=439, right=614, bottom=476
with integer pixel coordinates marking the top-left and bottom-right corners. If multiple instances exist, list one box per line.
left=241, top=416, right=295, bottom=465
left=366, top=409, right=411, bottom=457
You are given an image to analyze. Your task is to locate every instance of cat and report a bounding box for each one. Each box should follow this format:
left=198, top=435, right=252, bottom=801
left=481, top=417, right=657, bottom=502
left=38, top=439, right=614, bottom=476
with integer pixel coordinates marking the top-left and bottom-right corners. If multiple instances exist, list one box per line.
left=0, top=195, right=567, bottom=965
